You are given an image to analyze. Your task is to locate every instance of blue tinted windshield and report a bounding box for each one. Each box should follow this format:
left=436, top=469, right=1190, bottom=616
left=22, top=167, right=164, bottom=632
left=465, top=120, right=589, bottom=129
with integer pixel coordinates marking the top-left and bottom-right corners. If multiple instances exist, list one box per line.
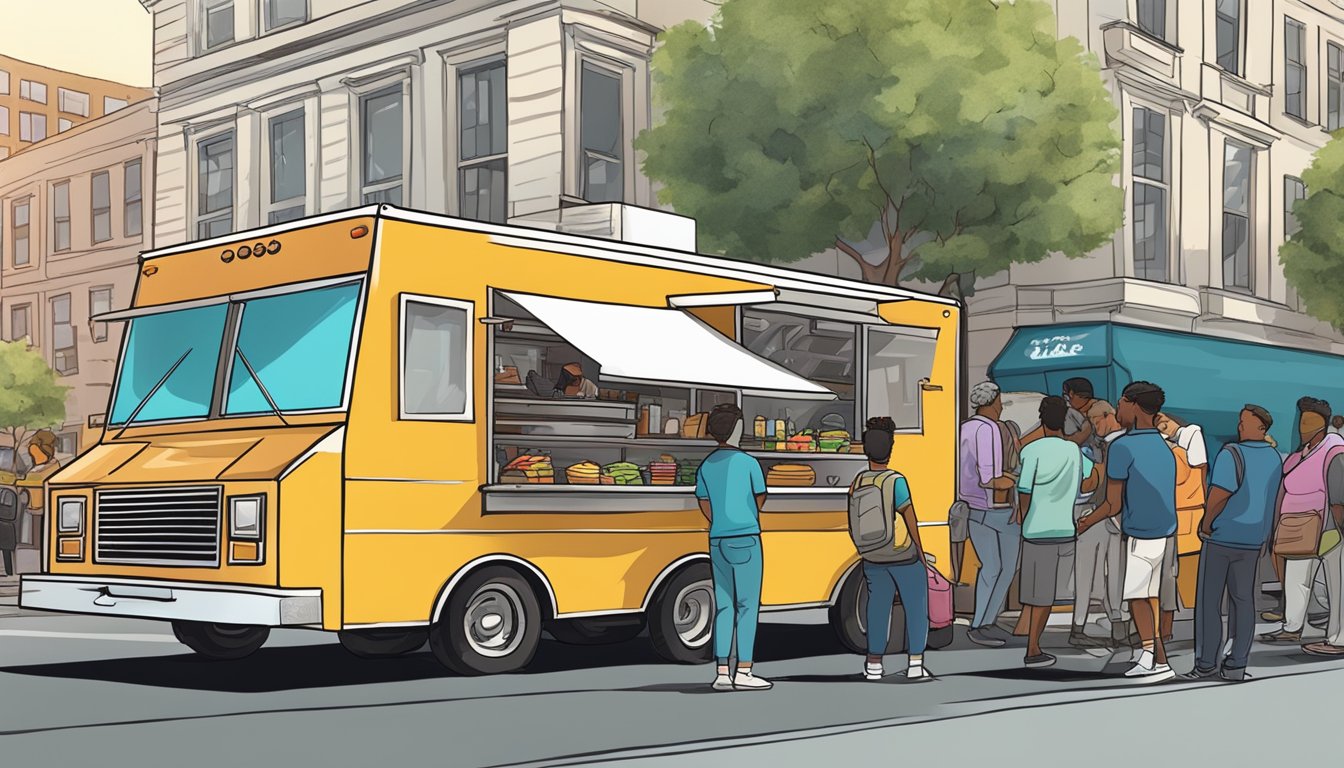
left=110, top=304, right=228, bottom=424
left=226, top=283, right=361, bottom=415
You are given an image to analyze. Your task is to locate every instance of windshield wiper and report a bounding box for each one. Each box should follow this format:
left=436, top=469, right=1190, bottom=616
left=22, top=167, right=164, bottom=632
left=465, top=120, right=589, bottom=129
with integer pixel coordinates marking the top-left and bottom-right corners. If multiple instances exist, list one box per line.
left=234, top=347, right=290, bottom=426
left=111, top=348, right=193, bottom=440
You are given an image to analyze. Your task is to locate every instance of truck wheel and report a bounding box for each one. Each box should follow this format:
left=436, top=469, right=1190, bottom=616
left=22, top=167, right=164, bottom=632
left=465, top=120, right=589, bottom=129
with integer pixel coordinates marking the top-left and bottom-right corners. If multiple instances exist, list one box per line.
left=171, top=621, right=270, bottom=660
left=648, top=563, right=714, bottom=664
left=829, top=568, right=908, bottom=655
left=430, top=566, right=542, bottom=675
left=337, top=628, right=428, bottom=658
left=546, top=616, right=645, bottom=646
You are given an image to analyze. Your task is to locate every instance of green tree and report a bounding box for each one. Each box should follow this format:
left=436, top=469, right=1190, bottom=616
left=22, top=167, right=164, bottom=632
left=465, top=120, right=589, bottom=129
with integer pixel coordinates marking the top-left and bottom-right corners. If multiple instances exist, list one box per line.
left=1281, top=134, right=1344, bottom=328
left=636, top=0, right=1123, bottom=286
left=0, top=340, right=67, bottom=459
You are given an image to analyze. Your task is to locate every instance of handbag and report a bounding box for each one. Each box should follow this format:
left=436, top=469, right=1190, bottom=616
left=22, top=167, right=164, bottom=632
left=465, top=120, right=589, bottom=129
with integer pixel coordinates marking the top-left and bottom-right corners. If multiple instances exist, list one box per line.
left=1274, top=512, right=1324, bottom=559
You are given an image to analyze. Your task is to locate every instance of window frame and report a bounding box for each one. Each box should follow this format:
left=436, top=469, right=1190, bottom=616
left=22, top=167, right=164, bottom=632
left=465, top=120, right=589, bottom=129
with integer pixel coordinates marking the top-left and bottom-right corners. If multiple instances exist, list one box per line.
left=57, top=87, right=90, bottom=118
left=1285, top=17, right=1307, bottom=120
left=50, top=293, right=78, bottom=377
left=1130, top=105, right=1171, bottom=283
left=1329, top=42, right=1344, bottom=132
left=12, top=198, right=31, bottom=268
left=0, top=70, right=9, bottom=95
left=456, top=57, right=508, bottom=224
left=1135, top=0, right=1168, bottom=42
left=19, top=112, right=47, bottom=143
left=104, top=96, right=129, bottom=114
left=0, top=105, right=10, bottom=136
left=863, top=324, right=939, bottom=435
left=577, top=58, right=627, bottom=204
left=124, top=158, right=143, bottom=238
left=357, top=83, right=410, bottom=206
left=398, top=293, right=476, bottom=422
left=1221, top=140, right=1254, bottom=294
left=10, top=303, right=31, bottom=344
left=91, top=170, right=112, bottom=244
left=1285, top=175, right=1306, bottom=239
left=1215, top=0, right=1243, bottom=75
left=19, top=79, right=47, bottom=104
left=200, top=0, right=237, bottom=53
left=263, top=0, right=307, bottom=33
left=52, top=180, right=72, bottom=254
left=90, top=286, right=113, bottom=343
left=194, top=129, right=236, bottom=240
left=264, top=107, right=307, bottom=225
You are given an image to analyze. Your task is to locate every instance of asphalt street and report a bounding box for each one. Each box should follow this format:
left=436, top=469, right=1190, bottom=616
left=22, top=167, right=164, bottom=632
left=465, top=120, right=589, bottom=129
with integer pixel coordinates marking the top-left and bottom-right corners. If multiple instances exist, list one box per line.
left=0, top=605, right=1340, bottom=767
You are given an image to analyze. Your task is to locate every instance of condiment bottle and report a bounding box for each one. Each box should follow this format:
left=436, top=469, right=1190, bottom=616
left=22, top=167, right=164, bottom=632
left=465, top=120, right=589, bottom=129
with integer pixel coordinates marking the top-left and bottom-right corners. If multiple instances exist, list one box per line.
left=774, top=418, right=785, bottom=439
left=754, top=416, right=766, bottom=438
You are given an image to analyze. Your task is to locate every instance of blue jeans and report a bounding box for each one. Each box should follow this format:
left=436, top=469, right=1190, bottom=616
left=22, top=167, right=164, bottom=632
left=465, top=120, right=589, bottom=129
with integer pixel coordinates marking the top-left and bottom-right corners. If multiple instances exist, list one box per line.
left=863, top=560, right=929, bottom=656
left=1194, top=541, right=1260, bottom=671
left=710, top=535, right=763, bottom=664
left=969, top=507, right=1021, bottom=629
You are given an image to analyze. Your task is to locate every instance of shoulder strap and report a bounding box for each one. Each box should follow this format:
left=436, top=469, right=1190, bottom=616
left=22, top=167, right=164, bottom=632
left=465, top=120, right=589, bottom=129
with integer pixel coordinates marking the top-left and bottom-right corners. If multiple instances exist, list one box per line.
left=1227, top=443, right=1245, bottom=488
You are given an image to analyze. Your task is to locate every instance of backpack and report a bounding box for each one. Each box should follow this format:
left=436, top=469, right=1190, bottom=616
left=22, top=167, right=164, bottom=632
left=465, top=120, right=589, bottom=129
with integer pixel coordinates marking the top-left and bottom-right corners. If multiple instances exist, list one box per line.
left=1227, top=443, right=1245, bottom=487
left=847, top=470, right=914, bottom=562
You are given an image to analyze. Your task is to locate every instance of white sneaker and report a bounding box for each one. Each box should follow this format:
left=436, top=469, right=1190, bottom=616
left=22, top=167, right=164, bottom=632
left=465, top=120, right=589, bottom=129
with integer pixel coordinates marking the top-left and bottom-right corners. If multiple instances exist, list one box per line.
left=902, top=665, right=935, bottom=681
left=1124, top=650, right=1156, bottom=677
left=864, top=662, right=884, bottom=680
left=711, top=673, right=735, bottom=692
left=1143, top=664, right=1175, bottom=682
left=733, top=670, right=773, bottom=690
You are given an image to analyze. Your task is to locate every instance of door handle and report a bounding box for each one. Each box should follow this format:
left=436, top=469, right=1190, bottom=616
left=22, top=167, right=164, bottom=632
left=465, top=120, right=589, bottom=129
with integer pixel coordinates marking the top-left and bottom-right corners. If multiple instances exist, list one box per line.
left=919, top=379, right=943, bottom=392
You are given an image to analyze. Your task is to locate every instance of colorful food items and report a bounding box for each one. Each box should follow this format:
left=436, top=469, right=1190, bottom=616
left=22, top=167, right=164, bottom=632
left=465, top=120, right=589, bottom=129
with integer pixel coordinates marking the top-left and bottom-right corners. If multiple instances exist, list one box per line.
left=601, top=461, right=643, bottom=485
left=767, top=463, right=816, bottom=487
left=565, top=461, right=602, bottom=484
left=649, top=454, right=679, bottom=486
left=501, top=454, right=555, bottom=483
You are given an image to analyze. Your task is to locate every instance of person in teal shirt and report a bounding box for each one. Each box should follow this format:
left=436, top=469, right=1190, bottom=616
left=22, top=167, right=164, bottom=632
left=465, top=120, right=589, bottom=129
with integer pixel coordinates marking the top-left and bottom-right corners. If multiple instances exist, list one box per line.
left=1015, top=396, right=1098, bottom=668
left=695, top=404, right=770, bottom=692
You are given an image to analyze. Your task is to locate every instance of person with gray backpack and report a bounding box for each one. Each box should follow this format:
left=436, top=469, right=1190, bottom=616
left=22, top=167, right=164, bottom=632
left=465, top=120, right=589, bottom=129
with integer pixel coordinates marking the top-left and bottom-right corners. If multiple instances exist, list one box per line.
left=848, top=417, right=932, bottom=681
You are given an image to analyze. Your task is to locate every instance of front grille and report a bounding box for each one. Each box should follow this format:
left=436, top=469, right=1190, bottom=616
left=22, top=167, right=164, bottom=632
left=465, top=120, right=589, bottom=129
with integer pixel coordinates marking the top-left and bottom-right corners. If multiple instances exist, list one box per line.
left=95, top=487, right=222, bottom=566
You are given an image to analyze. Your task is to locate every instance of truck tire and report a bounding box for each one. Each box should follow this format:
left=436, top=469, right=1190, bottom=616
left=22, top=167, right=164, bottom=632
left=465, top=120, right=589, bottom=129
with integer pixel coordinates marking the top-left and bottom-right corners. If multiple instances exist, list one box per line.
left=829, top=568, right=910, bottom=655
left=337, top=628, right=428, bottom=658
left=647, top=563, right=714, bottom=664
left=430, top=566, right=542, bottom=675
left=546, top=616, right=645, bottom=646
left=171, top=621, right=270, bottom=660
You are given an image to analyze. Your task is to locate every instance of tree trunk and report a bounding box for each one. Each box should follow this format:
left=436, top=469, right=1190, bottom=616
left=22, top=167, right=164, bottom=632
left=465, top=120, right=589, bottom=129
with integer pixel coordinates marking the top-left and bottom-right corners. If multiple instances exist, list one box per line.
left=835, top=238, right=910, bottom=287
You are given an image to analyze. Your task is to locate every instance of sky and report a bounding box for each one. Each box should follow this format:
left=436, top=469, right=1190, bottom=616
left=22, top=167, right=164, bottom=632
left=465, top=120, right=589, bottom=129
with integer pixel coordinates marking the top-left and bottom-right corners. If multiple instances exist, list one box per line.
left=0, top=0, right=153, bottom=87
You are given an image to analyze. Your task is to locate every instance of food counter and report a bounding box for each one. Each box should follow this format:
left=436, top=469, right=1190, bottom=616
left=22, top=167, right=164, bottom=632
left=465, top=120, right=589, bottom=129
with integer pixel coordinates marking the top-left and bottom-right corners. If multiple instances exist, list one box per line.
left=481, top=484, right=852, bottom=514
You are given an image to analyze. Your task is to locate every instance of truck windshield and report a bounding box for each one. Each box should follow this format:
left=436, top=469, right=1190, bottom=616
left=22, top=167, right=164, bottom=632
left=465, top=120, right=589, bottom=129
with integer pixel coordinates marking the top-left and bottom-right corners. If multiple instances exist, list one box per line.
left=108, top=281, right=362, bottom=426
left=226, top=282, right=361, bottom=415
left=110, top=304, right=229, bottom=425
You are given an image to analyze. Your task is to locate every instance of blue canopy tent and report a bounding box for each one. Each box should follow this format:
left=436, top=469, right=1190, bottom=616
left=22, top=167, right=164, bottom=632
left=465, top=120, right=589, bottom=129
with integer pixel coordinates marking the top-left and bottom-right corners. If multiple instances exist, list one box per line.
left=989, top=322, right=1344, bottom=457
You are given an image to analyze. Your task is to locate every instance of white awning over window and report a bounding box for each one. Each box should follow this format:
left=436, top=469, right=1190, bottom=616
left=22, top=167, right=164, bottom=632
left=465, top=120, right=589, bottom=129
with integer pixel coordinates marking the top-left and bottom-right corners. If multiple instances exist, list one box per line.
left=501, top=292, right=835, bottom=400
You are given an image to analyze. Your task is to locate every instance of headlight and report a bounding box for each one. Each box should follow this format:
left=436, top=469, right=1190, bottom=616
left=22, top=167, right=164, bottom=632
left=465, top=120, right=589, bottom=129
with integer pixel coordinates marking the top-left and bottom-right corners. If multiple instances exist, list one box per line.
left=229, top=496, right=264, bottom=540
left=58, top=497, right=85, bottom=534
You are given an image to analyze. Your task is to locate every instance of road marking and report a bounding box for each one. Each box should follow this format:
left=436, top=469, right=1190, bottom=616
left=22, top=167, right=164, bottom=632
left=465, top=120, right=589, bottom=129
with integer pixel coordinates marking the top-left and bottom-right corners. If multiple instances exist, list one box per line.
left=0, top=629, right=179, bottom=643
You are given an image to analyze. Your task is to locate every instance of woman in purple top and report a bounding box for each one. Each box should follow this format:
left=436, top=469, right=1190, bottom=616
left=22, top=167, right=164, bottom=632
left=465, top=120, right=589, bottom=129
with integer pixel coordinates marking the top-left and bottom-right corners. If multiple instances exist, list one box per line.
left=959, top=382, right=1019, bottom=647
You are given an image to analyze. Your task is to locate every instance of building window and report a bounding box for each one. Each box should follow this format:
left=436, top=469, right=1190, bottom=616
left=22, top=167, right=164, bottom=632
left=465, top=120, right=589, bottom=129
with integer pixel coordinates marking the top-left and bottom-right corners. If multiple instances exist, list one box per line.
left=13, top=199, right=30, bottom=267
left=92, top=171, right=112, bottom=243
left=58, top=88, right=90, bottom=117
left=1285, top=176, right=1306, bottom=239
left=53, top=181, right=71, bottom=253
left=197, top=132, right=235, bottom=239
left=104, top=97, right=128, bottom=114
left=1329, top=43, right=1344, bottom=132
left=580, top=62, right=624, bottom=203
left=268, top=109, right=306, bottom=224
left=19, top=112, right=47, bottom=143
left=51, top=294, right=77, bottom=376
left=1222, top=141, right=1252, bottom=292
left=19, top=79, right=47, bottom=104
left=0, top=70, right=9, bottom=95
left=58, top=118, right=73, bottom=133
left=1136, top=0, right=1166, bottom=41
left=1132, top=107, right=1169, bottom=282
left=90, top=287, right=112, bottom=343
left=1215, top=0, right=1241, bottom=74
left=55, top=433, right=77, bottom=456
left=125, top=159, right=143, bottom=238
left=458, top=60, right=507, bottom=224
left=265, top=0, right=307, bottom=31
left=400, top=296, right=473, bottom=420
left=0, top=105, right=9, bottom=135
left=1285, top=19, right=1307, bottom=120
left=361, top=87, right=404, bottom=205
left=203, top=0, right=235, bottom=51
left=10, top=304, right=30, bottom=343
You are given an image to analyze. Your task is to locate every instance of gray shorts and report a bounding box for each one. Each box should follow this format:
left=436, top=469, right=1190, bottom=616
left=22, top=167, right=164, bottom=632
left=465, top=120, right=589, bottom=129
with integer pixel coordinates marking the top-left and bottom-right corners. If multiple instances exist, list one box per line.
left=1020, top=539, right=1076, bottom=607
left=948, top=501, right=971, bottom=543
left=1160, top=536, right=1178, bottom=611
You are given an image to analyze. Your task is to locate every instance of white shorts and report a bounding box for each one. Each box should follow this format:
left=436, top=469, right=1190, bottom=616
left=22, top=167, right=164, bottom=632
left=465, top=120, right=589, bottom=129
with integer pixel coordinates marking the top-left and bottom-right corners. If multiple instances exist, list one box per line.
left=1122, top=537, right=1167, bottom=601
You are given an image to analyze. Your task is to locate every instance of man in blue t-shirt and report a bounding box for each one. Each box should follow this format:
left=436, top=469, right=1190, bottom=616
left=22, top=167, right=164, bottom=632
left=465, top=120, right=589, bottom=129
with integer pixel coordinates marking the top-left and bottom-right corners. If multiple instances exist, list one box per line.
left=695, top=404, right=770, bottom=692
left=1078, top=381, right=1177, bottom=681
left=1181, top=405, right=1283, bottom=681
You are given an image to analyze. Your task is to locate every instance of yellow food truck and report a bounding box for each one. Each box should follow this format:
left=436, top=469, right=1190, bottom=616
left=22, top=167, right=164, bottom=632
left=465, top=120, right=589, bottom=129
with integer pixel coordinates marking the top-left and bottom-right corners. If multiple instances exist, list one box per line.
left=22, top=206, right=961, bottom=674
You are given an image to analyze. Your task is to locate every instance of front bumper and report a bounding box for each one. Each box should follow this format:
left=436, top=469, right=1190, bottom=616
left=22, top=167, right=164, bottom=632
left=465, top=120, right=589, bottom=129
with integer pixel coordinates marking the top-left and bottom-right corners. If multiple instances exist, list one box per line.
left=20, top=575, right=322, bottom=626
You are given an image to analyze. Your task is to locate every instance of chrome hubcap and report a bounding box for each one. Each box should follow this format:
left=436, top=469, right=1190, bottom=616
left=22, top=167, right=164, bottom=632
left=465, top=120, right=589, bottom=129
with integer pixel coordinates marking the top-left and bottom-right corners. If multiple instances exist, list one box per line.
left=674, top=580, right=713, bottom=648
left=463, top=584, right=524, bottom=658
